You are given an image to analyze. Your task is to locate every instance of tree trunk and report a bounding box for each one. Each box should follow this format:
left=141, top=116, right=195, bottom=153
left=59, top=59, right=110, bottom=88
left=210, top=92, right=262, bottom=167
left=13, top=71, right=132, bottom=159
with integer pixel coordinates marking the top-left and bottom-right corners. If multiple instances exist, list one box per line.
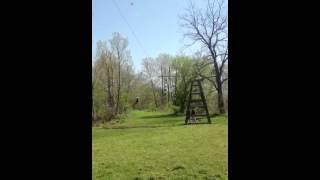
left=150, top=80, right=158, bottom=108
left=115, top=61, right=121, bottom=115
left=92, top=88, right=96, bottom=121
left=215, top=77, right=225, bottom=114
left=210, top=48, right=226, bottom=114
left=107, top=66, right=115, bottom=119
left=179, top=96, right=186, bottom=113
left=217, top=87, right=225, bottom=114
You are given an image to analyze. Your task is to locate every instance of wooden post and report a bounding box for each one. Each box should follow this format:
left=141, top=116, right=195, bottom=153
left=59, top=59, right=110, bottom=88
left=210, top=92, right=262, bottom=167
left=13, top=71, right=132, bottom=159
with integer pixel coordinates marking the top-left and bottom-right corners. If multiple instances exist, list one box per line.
left=198, top=80, right=211, bottom=123
left=185, top=81, right=193, bottom=124
left=161, top=65, right=163, bottom=96
left=168, top=66, right=170, bottom=103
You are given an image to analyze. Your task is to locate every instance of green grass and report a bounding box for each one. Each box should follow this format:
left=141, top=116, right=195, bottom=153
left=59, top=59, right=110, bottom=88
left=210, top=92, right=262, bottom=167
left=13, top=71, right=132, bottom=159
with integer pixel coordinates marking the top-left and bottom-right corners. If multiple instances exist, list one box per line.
left=93, top=110, right=228, bottom=180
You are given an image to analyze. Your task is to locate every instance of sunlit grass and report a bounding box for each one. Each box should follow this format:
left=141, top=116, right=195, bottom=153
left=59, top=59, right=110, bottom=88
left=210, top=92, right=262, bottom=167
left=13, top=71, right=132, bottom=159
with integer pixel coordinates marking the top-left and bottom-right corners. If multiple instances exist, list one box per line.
left=93, top=110, right=228, bottom=180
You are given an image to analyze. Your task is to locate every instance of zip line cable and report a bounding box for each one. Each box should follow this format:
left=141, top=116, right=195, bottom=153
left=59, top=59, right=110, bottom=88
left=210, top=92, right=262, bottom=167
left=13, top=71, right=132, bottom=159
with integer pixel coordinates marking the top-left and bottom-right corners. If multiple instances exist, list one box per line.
left=111, top=0, right=149, bottom=58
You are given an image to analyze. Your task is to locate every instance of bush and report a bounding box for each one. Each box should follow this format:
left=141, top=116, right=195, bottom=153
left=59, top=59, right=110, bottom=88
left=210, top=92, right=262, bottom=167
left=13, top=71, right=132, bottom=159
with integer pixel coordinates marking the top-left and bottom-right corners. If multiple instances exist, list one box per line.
left=164, top=102, right=179, bottom=115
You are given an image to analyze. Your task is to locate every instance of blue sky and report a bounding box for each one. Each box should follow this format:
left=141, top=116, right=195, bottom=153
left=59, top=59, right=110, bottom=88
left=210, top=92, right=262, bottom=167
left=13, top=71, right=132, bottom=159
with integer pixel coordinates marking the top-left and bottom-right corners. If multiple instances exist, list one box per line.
left=92, top=0, right=221, bottom=72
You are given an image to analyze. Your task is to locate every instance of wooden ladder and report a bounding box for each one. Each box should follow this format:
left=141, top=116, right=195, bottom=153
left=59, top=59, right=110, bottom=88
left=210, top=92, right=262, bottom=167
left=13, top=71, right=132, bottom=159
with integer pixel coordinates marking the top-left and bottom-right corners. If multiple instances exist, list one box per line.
left=185, top=79, right=211, bottom=124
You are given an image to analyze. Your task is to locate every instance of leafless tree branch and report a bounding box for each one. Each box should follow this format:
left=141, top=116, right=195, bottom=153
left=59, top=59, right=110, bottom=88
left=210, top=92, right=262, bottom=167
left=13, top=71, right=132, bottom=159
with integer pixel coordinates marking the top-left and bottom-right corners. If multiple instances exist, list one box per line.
left=221, top=78, right=228, bottom=84
left=180, top=0, right=227, bottom=113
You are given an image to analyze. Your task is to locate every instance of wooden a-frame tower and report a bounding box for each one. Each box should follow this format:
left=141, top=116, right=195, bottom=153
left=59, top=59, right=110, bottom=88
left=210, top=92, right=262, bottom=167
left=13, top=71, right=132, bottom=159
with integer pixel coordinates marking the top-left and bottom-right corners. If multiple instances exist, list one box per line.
left=185, top=78, right=211, bottom=124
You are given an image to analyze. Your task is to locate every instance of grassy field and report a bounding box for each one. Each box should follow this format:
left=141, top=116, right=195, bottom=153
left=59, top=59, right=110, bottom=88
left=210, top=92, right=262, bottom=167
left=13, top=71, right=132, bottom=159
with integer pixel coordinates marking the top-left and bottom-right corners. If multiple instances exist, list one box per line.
left=92, top=110, right=228, bottom=180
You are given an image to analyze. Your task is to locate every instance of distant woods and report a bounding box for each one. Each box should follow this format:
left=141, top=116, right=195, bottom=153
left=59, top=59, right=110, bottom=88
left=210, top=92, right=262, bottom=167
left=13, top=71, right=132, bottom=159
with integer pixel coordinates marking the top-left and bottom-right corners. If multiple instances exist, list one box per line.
left=92, top=0, right=228, bottom=123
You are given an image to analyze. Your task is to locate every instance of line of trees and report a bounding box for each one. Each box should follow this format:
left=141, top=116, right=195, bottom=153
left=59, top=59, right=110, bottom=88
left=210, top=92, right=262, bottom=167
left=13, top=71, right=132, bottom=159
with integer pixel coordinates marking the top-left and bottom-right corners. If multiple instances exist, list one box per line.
left=93, top=45, right=228, bottom=123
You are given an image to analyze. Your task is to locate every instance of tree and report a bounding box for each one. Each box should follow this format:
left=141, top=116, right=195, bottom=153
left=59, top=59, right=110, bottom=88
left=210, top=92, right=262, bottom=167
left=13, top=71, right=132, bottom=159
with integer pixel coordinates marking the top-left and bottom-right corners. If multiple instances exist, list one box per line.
left=180, top=0, right=228, bottom=114
left=142, top=57, right=159, bottom=108
left=93, top=40, right=115, bottom=121
left=171, top=56, right=194, bottom=113
left=110, top=32, right=130, bottom=115
left=155, top=54, right=173, bottom=106
left=92, top=33, right=133, bottom=122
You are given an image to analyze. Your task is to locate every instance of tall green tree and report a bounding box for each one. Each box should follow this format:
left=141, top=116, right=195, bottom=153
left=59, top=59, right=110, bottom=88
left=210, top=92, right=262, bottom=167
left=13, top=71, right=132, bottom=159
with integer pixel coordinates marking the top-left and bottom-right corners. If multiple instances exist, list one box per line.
left=172, top=56, right=195, bottom=113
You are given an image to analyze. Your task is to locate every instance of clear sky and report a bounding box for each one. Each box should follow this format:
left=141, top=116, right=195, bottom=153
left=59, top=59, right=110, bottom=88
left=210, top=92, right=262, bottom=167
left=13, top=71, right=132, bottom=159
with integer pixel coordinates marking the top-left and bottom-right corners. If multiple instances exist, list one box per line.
left=92, top=0, right=222, bottom=72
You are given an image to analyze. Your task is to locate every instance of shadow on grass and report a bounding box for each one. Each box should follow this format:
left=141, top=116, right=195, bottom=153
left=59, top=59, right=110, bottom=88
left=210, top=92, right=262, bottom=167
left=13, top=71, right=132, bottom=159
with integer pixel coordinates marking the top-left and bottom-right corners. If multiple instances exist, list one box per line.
left=102, top=124, right=184, bottom=129
left=185, top=122, right=212, bottom=125
left=102, top=122, right=213, bottom=129
left=139, top=114, right=178, bottom=119
left=140, top=113, right=226, bottom=119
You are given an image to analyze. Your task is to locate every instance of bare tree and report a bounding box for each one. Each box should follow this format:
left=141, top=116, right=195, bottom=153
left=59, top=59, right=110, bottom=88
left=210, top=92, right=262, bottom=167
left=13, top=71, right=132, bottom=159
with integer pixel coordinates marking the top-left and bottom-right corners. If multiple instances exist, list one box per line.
left=105, top=51, right=115, bottom=118
left=142, top=57, right=159, bottom=108
left=180, top=0, right=228, bottom=113
left=110, top=32, right=130, bottom=115
left=93, top=34, right=134, bottom=122
left=93, top=41, right=117, bottom=121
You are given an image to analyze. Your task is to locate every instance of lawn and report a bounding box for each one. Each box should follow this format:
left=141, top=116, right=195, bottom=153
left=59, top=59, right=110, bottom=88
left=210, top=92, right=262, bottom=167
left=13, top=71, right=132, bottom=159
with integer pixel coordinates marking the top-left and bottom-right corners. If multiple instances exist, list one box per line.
left=92, top=110, right=228, bottom=180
